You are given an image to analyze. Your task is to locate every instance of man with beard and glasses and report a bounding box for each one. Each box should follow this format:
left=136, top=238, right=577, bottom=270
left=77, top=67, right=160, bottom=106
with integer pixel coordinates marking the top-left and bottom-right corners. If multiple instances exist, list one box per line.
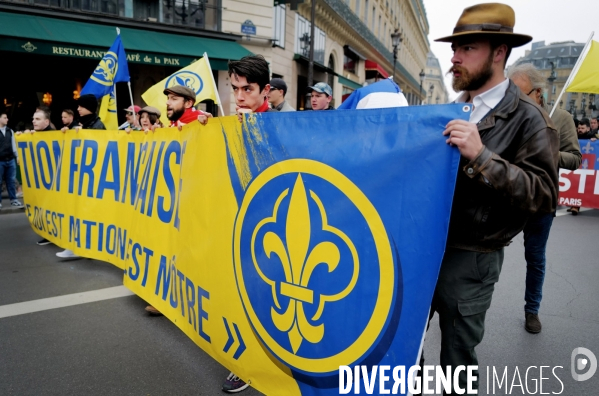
left=507, top=62, right=581, bottom=333
left=420, top=3, right=559, bottom=393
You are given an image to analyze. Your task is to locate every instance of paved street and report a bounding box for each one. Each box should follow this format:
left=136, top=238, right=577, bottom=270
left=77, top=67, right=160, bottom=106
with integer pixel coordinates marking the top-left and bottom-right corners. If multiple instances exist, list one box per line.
left=1, top=207, right=598, bottom=395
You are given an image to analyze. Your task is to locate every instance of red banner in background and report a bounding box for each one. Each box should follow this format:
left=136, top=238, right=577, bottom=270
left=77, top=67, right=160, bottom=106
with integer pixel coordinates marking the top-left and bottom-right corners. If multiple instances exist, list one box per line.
left=558, top=140, right=599, bottom=208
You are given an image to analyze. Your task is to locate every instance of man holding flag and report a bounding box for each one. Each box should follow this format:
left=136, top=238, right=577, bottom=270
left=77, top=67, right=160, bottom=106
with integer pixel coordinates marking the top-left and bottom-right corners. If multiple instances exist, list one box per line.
left=79, top=31, right=131, bottom=130
left=142, top=54, right=222, bottom=126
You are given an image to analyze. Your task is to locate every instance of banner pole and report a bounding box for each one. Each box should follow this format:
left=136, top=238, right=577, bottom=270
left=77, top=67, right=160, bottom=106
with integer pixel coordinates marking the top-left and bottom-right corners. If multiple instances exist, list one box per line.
left=203, top=52, right=226, bottom=116
left=127, top=82, right=136, bottom=119
left=549, top=31, right=594, bottom=117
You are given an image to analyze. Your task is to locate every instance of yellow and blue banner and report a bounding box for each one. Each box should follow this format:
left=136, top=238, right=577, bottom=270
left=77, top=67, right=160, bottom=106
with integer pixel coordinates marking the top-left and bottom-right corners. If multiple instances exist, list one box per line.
left=17, top=105, right=469, bottom=395
left=81, top=34, right=130, bottom=129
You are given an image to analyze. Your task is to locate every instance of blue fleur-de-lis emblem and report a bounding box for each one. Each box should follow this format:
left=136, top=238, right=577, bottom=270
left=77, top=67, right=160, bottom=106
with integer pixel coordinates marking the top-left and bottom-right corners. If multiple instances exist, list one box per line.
left=165, top=71, right=204, bottom=96
left=251, top=174, right=359, bottom=353
left=234, top=159, right=397, bottom=374
left=90, top=51, right=118, bottom=87
left=582, top=141, right=594, bottom=154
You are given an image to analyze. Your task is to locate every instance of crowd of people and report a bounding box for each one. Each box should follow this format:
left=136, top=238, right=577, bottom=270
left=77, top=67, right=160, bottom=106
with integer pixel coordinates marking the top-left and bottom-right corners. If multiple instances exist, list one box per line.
left=1, top=2, right=598, bottom=393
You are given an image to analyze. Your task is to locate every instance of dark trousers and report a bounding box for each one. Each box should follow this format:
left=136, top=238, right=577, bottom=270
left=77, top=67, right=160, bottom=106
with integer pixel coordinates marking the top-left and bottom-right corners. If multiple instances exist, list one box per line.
left=0, top=159, right=17, bottom=201
left=422, top=247, right=504, bottom=393
left=523, top=212, right=554, bottom=315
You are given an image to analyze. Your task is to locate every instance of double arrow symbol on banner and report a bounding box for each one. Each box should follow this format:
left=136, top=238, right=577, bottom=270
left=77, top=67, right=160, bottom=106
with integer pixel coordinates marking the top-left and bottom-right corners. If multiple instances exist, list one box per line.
left=223, top=317, right=246, bottom=360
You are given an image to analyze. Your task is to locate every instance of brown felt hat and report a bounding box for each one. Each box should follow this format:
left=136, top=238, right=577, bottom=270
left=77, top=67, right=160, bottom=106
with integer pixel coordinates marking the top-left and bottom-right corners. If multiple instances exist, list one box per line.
left=138, top=106, right=161, bottom=118
left=435, top=3, right=532, bottom=48
left=163, top=85, right=196, bottom=101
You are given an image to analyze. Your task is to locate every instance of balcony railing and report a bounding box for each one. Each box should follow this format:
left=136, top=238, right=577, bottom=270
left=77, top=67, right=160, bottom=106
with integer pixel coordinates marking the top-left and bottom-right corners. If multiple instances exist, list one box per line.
left=3, top=0, right=221, bottom=31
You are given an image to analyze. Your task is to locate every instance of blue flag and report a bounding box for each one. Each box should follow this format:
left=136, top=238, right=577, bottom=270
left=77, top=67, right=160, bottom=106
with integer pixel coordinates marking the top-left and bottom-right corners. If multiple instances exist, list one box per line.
left=224, top=104, right=471, bottom=394
left=81, top=34, right=130, bottom=98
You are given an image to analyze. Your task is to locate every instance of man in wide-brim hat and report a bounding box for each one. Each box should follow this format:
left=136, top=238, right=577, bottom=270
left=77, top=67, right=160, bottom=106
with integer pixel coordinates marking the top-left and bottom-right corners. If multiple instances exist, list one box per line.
left=424, top=3, right=559, bottom=393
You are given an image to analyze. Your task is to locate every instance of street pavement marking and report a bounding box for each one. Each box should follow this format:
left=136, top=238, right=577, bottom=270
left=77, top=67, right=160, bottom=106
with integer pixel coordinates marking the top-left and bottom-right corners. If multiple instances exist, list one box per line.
left=0, top=286, right=134, bottom=319
left=556, top=208, right=594, bottom=217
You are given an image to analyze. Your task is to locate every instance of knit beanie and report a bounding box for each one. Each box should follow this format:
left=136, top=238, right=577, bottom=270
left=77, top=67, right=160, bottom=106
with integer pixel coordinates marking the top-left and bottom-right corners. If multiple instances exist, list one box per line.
left=78, top=94, right=98, bottom=113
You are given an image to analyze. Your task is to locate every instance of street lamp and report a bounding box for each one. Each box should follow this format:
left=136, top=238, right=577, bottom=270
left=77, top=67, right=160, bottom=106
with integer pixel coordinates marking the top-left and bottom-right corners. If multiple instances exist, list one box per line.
left=581, top=93, right=587, bottom=118
left=436, top=95, right=440, bottom=104
left=547, top=61, right=556, bottom=106
left=589, top=93, right=597, bottom=116
left=299, top=33, right=310, bottom=57
left=428, top=84, right=434, bottom=104
left=569, top=99, right=576, bottom=115
left=390, top=29, right=403, bottom=84
left=419, top=69, right=425, bottom=105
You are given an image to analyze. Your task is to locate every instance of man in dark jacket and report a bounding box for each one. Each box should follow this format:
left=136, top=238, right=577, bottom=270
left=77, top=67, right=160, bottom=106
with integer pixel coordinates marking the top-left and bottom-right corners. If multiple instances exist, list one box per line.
left=508, top=62, right=581, bottom=333
left=76, top=94, right=106, bottom=130
left=32, top=108, right=53, bottom=132
left=0, top=112, right=22, bottom=209
left=577, top=118, right=597, bottom=140
left=425, top=3, right=559, bottom=392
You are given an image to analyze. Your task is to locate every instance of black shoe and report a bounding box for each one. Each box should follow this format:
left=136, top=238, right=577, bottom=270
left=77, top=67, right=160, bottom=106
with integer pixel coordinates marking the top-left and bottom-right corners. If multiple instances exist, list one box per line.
left=222, top=372, right=249, bottom=393
left=37, top=238, right=51, bottom=246
left=525, top=313, right=542, bottom=333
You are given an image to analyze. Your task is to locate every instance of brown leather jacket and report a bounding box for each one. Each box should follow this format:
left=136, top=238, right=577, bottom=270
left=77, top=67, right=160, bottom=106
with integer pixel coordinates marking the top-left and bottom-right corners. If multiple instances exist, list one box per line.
left=447, top=81, right=559, bottom=252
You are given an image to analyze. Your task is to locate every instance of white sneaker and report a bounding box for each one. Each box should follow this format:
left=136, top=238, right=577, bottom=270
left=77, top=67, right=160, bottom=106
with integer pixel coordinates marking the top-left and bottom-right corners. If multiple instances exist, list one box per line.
left=11, top=200, right=23, bottom=207
left=56, top=249, right=80, bottom=259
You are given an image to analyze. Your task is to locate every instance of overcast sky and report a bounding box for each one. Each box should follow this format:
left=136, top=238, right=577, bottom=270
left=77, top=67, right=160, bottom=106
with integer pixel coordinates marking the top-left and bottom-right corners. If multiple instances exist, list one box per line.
left=422, top=0, right=596, bottom=100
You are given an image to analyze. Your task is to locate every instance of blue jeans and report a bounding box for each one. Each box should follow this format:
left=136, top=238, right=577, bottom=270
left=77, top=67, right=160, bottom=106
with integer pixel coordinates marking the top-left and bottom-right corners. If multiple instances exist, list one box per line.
left=0, top=159, right=17, bottom=201
left=523, top=212, right=554, bottom=314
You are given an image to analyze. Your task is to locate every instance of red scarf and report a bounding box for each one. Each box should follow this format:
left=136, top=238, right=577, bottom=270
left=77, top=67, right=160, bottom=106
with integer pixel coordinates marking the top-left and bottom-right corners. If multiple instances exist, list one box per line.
left=170, top=107, right=206, bottom=126
left=254, top=100, right=270, bottom=113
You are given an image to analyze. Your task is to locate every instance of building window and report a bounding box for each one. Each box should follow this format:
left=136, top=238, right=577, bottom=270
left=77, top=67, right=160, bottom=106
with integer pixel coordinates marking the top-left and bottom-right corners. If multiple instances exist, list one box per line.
left=343, top=48, right=358, bottom=75
left=295, top=14, right=326, bottom=64
left=364, top=0, right=368, bottom=22
left=371, top=7, right=375, bottom=30
left=355, top=0, right=360, bottom=18
left=134, top=0, right=159, bottom=20
left=273, top=4, right=285, bottom=48
left=162, top=0, right=221, bottom=30
left=552, top=85, right=556, bottom=95
left=378, top=15, right=381, bottom=38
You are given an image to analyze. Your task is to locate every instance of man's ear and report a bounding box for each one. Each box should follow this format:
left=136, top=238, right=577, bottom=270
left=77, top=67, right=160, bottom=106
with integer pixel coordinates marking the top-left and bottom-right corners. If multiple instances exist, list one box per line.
left=262, top=83, right=271, bottom=97
left=185, top=99, right=194, bottom=109
left=493, top=44, right=508, bottom=65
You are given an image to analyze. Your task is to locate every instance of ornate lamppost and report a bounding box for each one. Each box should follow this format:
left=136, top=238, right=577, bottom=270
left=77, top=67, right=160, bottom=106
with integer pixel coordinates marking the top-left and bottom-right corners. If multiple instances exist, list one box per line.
left=547, top=61, right=556, bottom=107
left=390, top=29, right=403, bottom=84
left=419, top=69, right=425, bottom=105
left=428, top=84, right=434, bottom=104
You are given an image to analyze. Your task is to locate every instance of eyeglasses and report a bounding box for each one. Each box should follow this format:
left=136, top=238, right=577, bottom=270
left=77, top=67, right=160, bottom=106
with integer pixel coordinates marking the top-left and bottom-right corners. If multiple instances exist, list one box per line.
left=527, top=88, right=538, bottom=95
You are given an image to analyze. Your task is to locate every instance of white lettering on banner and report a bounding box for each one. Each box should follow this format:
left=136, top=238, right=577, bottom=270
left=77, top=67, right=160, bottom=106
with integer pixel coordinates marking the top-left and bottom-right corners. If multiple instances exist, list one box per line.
left=575, top=169, right=596, bottom=193
left=559, top=169, right=599, bottom=195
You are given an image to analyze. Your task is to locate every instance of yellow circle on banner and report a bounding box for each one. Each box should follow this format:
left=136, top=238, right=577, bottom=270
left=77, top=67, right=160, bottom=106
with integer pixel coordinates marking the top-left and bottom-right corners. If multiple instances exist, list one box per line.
left=233, top=159, right=395, bottom=374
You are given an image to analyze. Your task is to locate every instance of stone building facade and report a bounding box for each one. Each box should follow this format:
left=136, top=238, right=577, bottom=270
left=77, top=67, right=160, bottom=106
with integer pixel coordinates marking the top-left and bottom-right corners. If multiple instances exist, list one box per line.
left=422, top=51, right=448, bottom=105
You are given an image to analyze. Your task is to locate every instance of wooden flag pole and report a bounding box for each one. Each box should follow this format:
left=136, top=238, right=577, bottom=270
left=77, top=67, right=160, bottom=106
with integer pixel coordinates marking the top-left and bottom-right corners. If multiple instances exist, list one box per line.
left=203, top=52, right=226, bottom=116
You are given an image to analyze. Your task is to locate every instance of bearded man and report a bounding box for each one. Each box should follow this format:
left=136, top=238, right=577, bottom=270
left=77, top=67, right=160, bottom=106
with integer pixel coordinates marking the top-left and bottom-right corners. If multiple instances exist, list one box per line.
left=423, top=3, right=559, bottom=393
left=164, top=85, right=207, bottom=126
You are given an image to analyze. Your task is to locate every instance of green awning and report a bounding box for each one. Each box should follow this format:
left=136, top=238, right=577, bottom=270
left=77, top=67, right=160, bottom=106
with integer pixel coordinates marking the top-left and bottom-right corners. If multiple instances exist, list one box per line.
left=0, top=11, right=252, bottom=68
left=337, top=76, right=362, bottom=90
